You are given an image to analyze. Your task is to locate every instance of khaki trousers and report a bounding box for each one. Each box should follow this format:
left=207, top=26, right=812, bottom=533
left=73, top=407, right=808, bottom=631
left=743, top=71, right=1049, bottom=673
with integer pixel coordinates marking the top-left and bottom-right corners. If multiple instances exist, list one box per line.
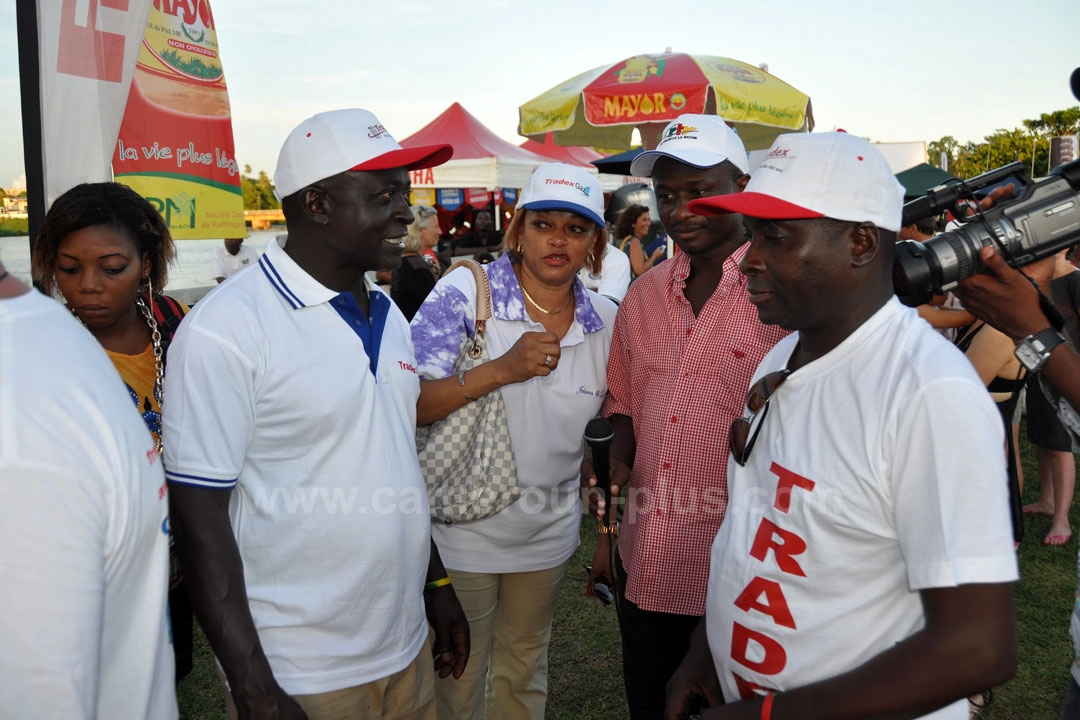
left=435, top=561, right=569, bottom=720
left=221, top=637, right=435, bottom=720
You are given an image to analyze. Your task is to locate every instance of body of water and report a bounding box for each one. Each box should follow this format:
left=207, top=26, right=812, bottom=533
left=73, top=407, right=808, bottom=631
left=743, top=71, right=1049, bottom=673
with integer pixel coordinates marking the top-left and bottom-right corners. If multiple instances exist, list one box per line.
left=0, top=229, right=283, bottom=293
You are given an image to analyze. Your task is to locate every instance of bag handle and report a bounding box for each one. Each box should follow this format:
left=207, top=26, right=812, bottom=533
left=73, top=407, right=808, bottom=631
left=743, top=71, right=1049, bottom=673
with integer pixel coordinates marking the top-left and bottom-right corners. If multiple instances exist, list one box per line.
left=445, top=259, right=493, bottom=357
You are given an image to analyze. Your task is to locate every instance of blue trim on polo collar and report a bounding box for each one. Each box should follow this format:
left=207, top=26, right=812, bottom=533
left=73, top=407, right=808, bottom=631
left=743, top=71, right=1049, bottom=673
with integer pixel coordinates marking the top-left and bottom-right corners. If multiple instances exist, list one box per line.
left=258, top=239, right=339, bottom=310
left=259, top=255, right=304, bottom=309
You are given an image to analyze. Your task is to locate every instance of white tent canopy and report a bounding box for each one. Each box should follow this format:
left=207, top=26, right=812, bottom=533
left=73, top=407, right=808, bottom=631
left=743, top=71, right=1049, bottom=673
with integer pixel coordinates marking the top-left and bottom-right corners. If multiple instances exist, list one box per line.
left=399, top=103, right=551, bottom=190
left=400, top=102, right=626, bottom=192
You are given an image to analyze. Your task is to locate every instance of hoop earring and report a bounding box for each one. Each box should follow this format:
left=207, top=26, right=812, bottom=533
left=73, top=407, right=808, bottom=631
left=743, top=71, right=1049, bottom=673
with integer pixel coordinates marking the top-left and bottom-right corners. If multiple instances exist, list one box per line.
left=146, top=274, right=153, bottom=299
left=585, top=251, right=596, bottom=266
left=515, top=244, right=523, bottom=256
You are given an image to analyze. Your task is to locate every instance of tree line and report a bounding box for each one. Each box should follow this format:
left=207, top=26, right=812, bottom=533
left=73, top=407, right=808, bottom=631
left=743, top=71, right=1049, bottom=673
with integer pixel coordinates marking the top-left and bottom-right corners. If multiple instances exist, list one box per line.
left=241, top=164, right=280, bottom=211
left=928, top=107, right=1080, bottom=180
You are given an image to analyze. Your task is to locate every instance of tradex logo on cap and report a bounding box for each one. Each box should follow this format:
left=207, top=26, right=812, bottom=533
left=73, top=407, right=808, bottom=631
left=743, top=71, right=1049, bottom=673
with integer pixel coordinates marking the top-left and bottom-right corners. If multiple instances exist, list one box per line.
left=687, top=131, right=905, bottom=231
left=544, top=177, right=592, bottom=197
left=518, top=163, right=606, bottom=229
left=273, top=109, right=452, bottom=201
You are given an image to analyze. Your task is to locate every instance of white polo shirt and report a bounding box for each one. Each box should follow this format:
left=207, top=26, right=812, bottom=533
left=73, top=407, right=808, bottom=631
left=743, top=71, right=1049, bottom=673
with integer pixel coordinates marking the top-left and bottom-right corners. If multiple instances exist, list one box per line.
left=411, top=254, right=617, bottom=573
left=0, top=290, right=176, bottom=719
left=578, top=242, right=632, bottom=304
left=211, top=243, right=260, bottom=281
left=163, top=239, right=432, bottom=695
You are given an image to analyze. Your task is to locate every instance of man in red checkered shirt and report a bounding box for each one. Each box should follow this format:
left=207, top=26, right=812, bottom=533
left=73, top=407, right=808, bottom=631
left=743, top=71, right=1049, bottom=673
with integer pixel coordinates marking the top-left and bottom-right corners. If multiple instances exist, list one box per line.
left=588, top=115, right=789, bottom=720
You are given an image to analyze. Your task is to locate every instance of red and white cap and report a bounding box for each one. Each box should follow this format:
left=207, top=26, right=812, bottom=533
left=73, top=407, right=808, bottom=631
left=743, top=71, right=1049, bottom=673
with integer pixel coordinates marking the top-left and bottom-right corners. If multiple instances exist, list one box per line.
left=274, top=109, right=452, bottom=200
left=630, top=114, right=749, bottom=177
left=689, top=131, right=904, bottom=231
left=517, top=163, right=606, bottom=228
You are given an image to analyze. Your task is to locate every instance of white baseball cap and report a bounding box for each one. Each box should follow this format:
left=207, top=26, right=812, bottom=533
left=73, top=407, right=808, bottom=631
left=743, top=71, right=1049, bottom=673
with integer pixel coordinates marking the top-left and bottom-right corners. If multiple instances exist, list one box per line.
left=629, top=114, right=750, bottom=177
left=689, top=131, right=905, bottom=231
left=273, top=109, right=452, bottom=200
left=517, top=163, right=605, bottom=228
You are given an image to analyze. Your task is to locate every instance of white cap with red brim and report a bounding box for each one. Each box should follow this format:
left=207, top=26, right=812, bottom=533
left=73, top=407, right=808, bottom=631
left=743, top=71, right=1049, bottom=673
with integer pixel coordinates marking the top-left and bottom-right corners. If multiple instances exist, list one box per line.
left=274, top=108, right=452, bottom=201
left=689, top=131, right=904, bottom=232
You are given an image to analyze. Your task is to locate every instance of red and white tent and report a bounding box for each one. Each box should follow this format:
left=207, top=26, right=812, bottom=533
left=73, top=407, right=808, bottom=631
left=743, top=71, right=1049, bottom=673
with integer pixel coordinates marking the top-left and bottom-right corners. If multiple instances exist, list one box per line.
left=400, top=103, right=551, bottom=190
left=520, top=132, right=632, bottom=192
left=519, top=132, right=606, bottom=167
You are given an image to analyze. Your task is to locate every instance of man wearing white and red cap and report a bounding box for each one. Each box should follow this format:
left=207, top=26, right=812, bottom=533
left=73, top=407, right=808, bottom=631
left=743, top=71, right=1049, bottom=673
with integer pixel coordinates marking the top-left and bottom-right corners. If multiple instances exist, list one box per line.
left=665, top=131, right=1018, bottom=720
left=164, top=109, right=468, bottom=720
left=587, top=114, right=788, bottom=720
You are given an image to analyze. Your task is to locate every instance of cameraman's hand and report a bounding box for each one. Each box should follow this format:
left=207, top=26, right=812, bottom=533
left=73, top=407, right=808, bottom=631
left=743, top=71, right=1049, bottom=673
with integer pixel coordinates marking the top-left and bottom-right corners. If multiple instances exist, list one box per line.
left=962, top=182, right=1016, bottom=218
left=954, top=246, right=1054, bottom=340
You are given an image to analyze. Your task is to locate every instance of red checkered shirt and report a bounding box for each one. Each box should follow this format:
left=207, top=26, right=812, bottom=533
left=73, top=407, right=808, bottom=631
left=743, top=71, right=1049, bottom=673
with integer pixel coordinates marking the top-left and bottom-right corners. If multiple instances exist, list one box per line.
left=602, top=247, right=789, bottom=615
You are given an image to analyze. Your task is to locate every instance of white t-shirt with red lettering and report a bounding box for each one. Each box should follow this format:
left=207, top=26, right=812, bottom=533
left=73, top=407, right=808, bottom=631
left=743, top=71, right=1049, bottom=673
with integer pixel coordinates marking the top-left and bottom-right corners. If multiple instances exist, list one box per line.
left=705, top=298, right=1018, bottom=719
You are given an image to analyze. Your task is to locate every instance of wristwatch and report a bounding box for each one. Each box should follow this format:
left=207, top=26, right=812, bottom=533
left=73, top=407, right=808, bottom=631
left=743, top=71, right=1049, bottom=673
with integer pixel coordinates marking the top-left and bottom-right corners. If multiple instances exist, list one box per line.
left=1014, top=328, right=1067, bottom=372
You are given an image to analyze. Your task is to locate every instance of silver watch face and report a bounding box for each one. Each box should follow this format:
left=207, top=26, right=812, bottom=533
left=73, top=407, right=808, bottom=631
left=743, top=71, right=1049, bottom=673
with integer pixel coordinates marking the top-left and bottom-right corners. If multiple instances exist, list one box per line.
left=1015, top=341, right=1046, bottom=370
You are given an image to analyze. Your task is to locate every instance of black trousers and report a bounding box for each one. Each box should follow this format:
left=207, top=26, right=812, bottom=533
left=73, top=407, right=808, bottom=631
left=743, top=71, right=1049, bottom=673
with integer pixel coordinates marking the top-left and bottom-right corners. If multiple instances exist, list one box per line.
left=1064, top=677, right=1080, bottom=720
left=169, top=583, right=194, bottom=683
left=616, top=551, right=702, bottom=720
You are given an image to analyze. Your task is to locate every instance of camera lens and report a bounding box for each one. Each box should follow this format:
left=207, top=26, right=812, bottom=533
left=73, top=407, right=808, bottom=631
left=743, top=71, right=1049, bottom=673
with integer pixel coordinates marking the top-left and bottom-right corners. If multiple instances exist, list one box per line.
left=892, top=240, right=938, bottom=307
left=893, top=221, right=1010, bottom=307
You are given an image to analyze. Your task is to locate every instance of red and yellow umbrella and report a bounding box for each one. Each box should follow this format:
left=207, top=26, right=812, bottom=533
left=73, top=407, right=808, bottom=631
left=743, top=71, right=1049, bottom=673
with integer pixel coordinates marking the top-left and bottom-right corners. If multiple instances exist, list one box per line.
left=518, top=52, right=814, bottom=152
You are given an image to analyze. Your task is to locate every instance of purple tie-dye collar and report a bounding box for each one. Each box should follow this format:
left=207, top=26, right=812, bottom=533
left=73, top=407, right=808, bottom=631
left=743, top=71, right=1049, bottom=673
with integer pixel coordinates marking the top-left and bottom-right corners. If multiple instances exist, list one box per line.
left=487, top=254, right=605, bottom=333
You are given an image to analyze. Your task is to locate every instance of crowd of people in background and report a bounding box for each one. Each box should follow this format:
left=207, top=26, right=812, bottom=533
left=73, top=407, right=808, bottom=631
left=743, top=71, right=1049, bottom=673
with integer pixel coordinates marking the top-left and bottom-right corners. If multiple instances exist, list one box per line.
left=2, top=107, right=1079, bottom=720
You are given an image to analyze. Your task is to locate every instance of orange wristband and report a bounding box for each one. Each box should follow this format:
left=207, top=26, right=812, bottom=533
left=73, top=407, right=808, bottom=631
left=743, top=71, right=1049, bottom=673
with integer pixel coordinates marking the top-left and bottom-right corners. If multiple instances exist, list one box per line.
left=761, top=691, right=777, bottom=720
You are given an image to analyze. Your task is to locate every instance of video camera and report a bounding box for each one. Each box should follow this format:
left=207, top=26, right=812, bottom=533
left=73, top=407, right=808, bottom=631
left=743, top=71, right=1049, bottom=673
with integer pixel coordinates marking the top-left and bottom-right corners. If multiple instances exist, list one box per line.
left=893, top=158, right=1080, bottom=307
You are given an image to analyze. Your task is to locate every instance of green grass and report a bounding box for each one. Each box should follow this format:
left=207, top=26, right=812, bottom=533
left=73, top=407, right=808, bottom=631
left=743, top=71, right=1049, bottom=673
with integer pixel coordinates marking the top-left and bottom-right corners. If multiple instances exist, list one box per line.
left=178, top=427, right=1078, bottom=719
left=0, top=217, right=29, bottom=237
left=982, top=431, right=1077, bottom=720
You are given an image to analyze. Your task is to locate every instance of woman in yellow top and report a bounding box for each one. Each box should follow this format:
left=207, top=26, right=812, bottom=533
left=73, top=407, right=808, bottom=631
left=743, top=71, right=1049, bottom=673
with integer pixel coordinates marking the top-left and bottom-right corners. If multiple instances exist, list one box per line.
left=31, top=181, right=192, bottom=682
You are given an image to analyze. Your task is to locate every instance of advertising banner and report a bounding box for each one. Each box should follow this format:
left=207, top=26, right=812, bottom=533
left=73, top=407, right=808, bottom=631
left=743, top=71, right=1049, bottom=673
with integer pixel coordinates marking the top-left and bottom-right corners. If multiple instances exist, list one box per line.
left=466, top=188, right=490, bottom=209
left=437, top=188, right=463, bottom=210
left=410, top=188, right=436, bottom=207
left=36, top=0, right=153, bottom=207
left=112, top=0, right=245, bottom=239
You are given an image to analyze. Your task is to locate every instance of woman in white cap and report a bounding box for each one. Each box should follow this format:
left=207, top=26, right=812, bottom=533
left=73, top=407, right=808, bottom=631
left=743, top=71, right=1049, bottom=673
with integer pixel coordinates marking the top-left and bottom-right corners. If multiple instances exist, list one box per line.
left=410, top=163, right=618, bottom=720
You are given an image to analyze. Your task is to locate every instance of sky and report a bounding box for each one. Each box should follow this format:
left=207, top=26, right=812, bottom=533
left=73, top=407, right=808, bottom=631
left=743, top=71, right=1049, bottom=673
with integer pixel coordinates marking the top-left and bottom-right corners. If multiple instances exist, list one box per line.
left=1, top=0, right=1078, bottom=191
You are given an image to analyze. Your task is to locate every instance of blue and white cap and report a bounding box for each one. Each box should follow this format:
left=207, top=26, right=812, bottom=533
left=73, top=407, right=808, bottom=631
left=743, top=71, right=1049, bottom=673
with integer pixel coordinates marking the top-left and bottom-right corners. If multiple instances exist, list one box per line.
left=517, top=163, right=605, bottom=228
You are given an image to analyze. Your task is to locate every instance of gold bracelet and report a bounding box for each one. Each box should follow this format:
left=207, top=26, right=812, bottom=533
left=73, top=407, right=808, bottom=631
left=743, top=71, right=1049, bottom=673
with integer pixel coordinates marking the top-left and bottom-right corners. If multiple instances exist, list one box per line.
left=597, top=523, right=618, bottom=535
left=425, top=577, right=452, bottom=591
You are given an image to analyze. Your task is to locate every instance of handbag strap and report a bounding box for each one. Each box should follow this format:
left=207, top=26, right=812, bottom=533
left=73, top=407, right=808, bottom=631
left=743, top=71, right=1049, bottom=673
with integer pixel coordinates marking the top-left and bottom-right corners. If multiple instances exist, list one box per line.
left=445, top=259, right=492, bottom=337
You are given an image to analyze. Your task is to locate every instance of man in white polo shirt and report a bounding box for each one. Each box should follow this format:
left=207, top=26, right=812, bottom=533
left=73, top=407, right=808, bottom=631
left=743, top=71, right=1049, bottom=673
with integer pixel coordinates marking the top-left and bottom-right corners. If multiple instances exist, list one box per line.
left=665, top=132, right=1018, bottom=719
left=211, top=236, right=260, bottom=283
left=163, top=109, right=469, bottom=719
left=0, top=262, right=177, bottom=719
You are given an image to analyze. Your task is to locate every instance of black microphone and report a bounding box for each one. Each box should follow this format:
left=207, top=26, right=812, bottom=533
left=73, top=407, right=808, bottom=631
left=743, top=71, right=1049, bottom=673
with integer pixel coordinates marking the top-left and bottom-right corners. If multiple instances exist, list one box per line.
left=1071, top=67, right=1080, bottom=103
left=584, top=416, right=615, bottom=527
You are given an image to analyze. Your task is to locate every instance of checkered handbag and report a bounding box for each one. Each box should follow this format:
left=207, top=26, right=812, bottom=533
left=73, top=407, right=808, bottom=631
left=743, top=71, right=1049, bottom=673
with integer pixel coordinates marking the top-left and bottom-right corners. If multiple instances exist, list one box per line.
left=416, top=260, right=520, bottom=524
